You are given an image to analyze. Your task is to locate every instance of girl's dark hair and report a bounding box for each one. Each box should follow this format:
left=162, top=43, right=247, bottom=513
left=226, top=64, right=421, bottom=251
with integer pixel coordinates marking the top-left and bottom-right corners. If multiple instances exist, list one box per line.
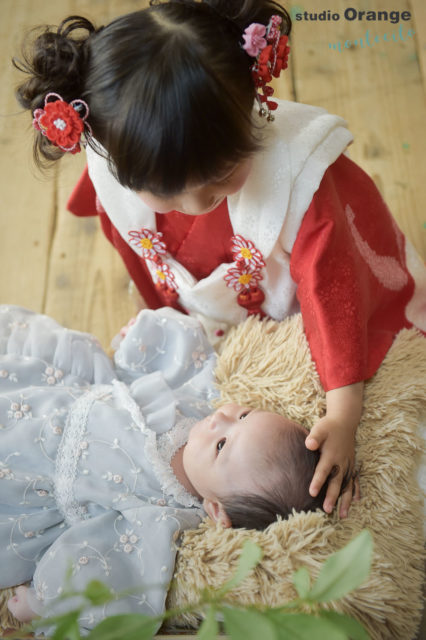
left=14, top=0, right=291, bottom=194
left=220, top=421, right=351, bottom=531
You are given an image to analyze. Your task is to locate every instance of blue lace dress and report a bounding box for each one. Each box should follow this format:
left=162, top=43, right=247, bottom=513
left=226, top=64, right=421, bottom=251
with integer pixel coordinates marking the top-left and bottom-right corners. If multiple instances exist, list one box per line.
left=0, top=306, right=217, bottom=632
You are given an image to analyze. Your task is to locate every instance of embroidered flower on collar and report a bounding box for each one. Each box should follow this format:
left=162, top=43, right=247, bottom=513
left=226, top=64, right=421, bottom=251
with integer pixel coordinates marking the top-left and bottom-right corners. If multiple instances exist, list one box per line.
left=128, top=227, right=179, bottom=296
left=224, top=265, right=263, bottom=292
left=128, top=228, right=166, bottom=260
left=230, top=235, right=265, bottom=269
left=225, top=235, right=267, bottom=317
left=153, top=262, right=177, bottom=290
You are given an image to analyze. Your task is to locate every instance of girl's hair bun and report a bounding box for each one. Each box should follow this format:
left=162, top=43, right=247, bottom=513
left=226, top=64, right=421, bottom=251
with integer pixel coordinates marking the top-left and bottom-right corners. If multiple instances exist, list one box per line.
left=13, top=16, right=95, bottom=163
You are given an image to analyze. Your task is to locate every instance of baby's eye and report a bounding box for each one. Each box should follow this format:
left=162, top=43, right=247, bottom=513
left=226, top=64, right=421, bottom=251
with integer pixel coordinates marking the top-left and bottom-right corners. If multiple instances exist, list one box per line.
left=239, top=411, right=251, bottom=420
left=216, top=438, right=226, bottom=452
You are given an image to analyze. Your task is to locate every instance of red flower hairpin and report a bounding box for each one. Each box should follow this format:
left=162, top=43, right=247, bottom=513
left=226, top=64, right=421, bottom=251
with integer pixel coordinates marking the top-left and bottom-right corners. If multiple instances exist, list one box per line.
left=242, top=15, right=290, bottom=121
left=32, top=92, right=92, bottom=154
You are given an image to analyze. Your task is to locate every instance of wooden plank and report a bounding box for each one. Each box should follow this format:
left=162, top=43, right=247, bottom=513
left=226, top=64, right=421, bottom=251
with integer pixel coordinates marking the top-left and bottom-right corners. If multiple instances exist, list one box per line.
left=287, top=0, right=426, bottom=259
left=411, top=0, right=426, bottom=91
left=0, top=1, right=58, bottom=309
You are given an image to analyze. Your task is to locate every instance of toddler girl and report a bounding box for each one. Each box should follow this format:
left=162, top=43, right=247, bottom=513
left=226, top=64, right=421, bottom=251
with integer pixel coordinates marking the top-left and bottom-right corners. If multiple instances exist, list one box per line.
left=14, top=0, right=426, bottom=520
left=2, top=305, right=332, bottom=631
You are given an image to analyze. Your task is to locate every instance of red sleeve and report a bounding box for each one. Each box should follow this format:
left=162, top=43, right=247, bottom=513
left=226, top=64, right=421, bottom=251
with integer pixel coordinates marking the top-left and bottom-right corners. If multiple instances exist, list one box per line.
left=67, top=166, right=98, bottom=217
left=290, top=154, right=415, bottom=392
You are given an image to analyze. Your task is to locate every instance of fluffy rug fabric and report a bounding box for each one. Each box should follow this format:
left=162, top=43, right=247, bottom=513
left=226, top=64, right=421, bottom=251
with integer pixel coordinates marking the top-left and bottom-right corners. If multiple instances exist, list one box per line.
left=166, top=315, right=425, bottom=640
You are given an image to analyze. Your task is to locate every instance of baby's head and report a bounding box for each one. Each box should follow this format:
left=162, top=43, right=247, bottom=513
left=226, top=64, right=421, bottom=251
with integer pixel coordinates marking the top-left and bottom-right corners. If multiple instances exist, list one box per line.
left=183, top=403, right=333, bottom=530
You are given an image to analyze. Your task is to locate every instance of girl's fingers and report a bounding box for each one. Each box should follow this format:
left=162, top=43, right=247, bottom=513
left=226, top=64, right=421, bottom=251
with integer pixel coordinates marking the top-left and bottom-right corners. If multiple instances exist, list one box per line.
left=305, top=435, right=320, bottom=450
left=338, top=469, right=361, bottom=518
left=339, top=480, right=354, bottom=518
left=323, top=474, right=343, bottom=513
left=309, top=461, right=335, bottom=497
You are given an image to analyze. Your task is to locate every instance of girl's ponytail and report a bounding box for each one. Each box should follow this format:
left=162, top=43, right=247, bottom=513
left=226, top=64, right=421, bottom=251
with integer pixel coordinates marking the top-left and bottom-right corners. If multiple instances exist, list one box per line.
left=13, top=16, right=95, bottom=165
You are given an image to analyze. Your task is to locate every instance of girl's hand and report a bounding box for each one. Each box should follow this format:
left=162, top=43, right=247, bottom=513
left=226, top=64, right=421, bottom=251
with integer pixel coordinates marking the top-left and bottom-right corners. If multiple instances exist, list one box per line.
left=305, top=381, right=364, bottom=518
left=305, top=416, right=360, bottom=518
left=7, top=585, right=37, bottom=623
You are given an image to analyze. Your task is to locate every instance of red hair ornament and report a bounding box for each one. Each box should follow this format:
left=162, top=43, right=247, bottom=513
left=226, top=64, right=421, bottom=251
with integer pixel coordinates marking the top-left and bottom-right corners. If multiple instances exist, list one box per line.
left=32, top=93, right=92, bottom=154
left=242, top=15, right=290, bottom=121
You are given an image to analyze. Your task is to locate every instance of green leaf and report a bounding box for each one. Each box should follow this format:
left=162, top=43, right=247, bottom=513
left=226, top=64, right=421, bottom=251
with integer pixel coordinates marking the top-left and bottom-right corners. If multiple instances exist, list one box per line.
left=292, top=567, right=311, bottom=599
left=50, top=611, right=82, bottom=640
left=86, top=614, right=159, bottom=640
left=223, top=607, right=276, bottom=640
left=197, top=607, right=219, bottom=640
left=308, top=530, right=373, bottom=603
left=266, top=611, right=347, bottom=640
left=83, top=580, right=114, bottom=606
left=218, top=540, right=263, bottom=595
left=320, top=611, right=371, bottom=640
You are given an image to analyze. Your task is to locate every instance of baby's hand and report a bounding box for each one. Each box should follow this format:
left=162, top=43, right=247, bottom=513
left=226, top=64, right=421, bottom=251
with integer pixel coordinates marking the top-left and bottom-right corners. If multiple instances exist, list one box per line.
left=7, top=585, right=36, bottom=623
left=305, top=415, right=360, bottom=518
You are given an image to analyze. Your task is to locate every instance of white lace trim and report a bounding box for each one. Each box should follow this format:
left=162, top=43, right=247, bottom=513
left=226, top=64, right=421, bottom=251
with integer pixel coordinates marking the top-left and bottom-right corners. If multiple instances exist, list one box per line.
left=112, top=380, right=201, bottom=507
left=145, top=417, right=202, bottom=509
left=55, top=379, right=200, bottom=520
left=54, top=385, right=112, bottom=525
left=111, top=379, right=148, bottom=433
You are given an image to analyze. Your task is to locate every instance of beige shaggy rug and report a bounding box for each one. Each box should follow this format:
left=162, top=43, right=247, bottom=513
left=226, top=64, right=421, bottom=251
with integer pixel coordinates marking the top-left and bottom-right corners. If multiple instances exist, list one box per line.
left=166, top=315, right=425, bottom=640
left=1, top=314, right=425, bottom=639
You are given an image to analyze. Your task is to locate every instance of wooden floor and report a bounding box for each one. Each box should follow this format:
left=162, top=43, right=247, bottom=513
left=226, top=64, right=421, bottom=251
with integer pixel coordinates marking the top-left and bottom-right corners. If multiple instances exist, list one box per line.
left=0, top=1, right=425, bottom=638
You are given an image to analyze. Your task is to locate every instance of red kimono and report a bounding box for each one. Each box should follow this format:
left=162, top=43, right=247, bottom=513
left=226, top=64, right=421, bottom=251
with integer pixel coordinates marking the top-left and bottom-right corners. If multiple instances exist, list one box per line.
left=68, top=153, right=426, bottom=391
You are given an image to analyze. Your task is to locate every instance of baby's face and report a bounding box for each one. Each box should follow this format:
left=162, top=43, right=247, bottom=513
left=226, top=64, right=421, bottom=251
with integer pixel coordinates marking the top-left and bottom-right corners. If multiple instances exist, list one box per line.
left=183, top=403, right=299, bottom=501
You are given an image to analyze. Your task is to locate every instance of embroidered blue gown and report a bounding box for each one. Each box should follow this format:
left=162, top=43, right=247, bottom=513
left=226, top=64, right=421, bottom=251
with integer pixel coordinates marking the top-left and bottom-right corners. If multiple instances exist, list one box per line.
left=0, top=305, right=217, bottom=632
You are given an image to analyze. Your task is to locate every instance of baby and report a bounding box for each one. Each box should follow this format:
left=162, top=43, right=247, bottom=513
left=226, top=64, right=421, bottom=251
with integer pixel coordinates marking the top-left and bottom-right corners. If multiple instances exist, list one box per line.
left=1, top=306, right=338, bottom=630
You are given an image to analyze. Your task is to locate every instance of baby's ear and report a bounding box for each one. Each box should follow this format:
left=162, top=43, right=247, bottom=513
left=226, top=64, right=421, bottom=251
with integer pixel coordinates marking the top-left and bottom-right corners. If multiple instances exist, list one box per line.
left=203, top=498, right=232, bottom=528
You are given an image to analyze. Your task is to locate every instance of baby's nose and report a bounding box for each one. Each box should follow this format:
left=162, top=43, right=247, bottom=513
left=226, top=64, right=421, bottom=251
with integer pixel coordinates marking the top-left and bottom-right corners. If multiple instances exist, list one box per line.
left=210, top=410, right=232, bottom=430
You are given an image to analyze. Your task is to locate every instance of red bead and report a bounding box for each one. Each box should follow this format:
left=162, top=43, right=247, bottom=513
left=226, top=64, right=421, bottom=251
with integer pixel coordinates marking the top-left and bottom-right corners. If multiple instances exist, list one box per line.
left=237, top=286, right=265, bottom=313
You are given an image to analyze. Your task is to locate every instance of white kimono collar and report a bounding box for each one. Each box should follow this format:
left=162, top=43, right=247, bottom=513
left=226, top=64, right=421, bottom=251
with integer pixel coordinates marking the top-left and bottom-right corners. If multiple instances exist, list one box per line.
left=86, top=100, right=353, bottom=259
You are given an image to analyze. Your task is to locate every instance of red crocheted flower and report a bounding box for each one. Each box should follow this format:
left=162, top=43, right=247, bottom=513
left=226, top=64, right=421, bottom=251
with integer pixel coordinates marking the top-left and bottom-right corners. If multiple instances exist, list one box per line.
left=34, top=100, right=84, bottom=154
left=128, top=228, right=167, bottom=260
